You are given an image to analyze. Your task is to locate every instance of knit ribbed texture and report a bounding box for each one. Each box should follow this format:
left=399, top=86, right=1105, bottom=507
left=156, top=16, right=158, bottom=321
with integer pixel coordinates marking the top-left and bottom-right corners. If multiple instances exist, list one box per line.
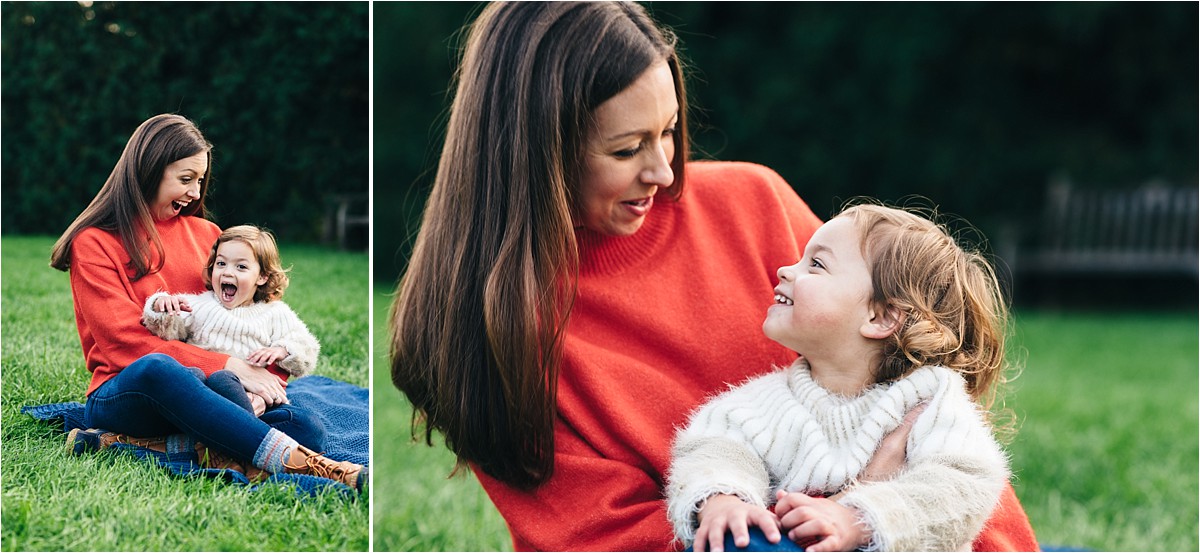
left=142, top=291, right=320, bottom=377
left=69, top=216, right=227, bottom=396
left=253, top=428, right=299, bottom=474
left=666, top=360, right=1010, bottom=550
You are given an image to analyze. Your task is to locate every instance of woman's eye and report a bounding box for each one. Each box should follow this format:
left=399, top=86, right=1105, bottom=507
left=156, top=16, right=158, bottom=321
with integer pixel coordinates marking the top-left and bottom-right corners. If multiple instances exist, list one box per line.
left=613, top=145, right=641, bottom=159
left=662, top=126, right=676, bottom=138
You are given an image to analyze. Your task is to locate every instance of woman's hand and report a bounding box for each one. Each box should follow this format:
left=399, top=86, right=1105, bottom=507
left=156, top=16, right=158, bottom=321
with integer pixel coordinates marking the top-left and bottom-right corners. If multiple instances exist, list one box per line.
left=694, top=494, right=781, bottom=552
left=223, top=357, right=288, bottom=407
left=153, top=295, right=192, bottom=315
left=858, top=402, right=927, bottom=483
left=774, top=491, right=866, bottom=552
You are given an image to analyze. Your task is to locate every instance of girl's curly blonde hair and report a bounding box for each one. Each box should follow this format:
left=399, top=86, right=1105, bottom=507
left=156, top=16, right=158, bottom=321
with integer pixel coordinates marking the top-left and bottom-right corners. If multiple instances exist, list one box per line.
left=204, top=225, right=290, bottom=303
left=839, top=202, right=1011, bottom=419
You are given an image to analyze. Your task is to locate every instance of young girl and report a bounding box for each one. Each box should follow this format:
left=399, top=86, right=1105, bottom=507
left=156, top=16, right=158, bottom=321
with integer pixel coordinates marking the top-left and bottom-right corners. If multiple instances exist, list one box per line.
left=666, top=203, right=1012, bottom=552
left=141, top=225, right=320, bottom=416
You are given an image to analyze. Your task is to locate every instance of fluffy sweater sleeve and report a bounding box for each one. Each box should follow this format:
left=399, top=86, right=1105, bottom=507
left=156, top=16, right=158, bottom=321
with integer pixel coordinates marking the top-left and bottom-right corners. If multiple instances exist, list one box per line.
left=267, top=302, right=320, bottom=377
left=666, top=373, right=787, bottom=544
left=838, top=373, right=1010, bottom=551
left=141, top=291, right=197, bottom=342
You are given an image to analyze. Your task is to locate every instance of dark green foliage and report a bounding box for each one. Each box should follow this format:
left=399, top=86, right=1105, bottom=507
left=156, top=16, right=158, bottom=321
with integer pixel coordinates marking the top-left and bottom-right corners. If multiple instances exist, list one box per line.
left=2, top=1, right=368, bottom=244
left=372, top=1, right=1197, bottom=282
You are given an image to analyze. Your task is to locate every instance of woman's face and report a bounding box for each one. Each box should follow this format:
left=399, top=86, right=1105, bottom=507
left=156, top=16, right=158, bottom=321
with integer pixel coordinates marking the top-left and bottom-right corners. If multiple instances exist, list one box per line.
left=577, top=60, right=679, bottom=237
left=150, top=151, right=207, bottom=221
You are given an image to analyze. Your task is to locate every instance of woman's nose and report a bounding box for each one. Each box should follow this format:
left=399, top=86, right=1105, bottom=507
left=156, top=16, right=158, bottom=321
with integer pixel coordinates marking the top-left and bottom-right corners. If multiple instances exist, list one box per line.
left=186, top=183, right=201, bottom=199
left=641, top=140, right=674, bottom=187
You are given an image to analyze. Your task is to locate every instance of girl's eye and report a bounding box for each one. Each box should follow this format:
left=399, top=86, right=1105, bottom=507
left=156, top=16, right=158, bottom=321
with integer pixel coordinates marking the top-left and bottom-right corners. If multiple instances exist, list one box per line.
left=238, top=264, right=248, bottom=270
left=810, top=258, right=825, bottom=270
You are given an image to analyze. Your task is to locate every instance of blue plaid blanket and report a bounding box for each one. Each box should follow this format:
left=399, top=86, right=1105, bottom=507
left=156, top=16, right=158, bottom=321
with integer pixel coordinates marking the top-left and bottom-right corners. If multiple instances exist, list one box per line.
left=22, top=375, right=368, bottom=497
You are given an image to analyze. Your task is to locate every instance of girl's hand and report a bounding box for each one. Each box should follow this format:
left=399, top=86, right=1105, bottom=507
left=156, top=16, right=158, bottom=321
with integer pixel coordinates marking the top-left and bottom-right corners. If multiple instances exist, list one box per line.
left=774, top=491, right=866, bottom=552
left=694, top=494, right=781, bottom=552
left=153, top=295, right=192, bottom=315
left=246, top=346, right=289, bottom=367
left=858, top=402, right=927, bottom=482
left=224, top=357, right=288, bottom=407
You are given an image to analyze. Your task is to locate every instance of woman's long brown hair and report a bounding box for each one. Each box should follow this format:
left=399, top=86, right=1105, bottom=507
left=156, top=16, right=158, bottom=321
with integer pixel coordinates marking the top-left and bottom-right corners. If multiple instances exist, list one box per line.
left=50, top=114, right=212, bottom=280
left=390, top=2, right=689, bottom=489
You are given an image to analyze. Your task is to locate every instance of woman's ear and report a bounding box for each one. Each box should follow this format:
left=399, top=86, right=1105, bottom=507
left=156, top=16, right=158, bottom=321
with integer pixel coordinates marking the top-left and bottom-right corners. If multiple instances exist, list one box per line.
left=861, top=302, right=905, bottom=340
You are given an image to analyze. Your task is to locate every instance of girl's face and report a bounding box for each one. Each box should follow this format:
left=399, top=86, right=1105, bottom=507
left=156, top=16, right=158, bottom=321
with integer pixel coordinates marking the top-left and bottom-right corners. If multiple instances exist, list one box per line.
left=576, top=59, right=678, bottom=237
left=150, top=151, right=207, bottom=222
left=763, top=216, right=877, bottom=356
left=210, top=239, right=268, bottom=309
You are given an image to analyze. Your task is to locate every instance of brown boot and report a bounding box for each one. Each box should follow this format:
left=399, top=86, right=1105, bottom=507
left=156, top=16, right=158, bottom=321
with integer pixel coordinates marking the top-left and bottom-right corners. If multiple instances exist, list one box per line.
left=283, top=445, right=368, bottom=492
left=66, top=428, right=168, bottom=455
left=194, top=442, right=269, bottom=483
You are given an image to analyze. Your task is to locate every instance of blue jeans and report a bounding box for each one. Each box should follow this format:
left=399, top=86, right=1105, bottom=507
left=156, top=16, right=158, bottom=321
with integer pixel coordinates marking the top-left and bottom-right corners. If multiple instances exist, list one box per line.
left=699, top=528, right=805, bottom=552
left=205, top=369, right=255, bottom=413
left=84, top=353, right=326, bottom=463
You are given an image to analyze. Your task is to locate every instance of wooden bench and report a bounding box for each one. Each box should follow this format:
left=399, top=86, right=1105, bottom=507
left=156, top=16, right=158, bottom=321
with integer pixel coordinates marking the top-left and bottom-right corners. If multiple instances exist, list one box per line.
left=331, top=193, right=368, bottom=250
left=1008, top=179, right=1198, bottom=279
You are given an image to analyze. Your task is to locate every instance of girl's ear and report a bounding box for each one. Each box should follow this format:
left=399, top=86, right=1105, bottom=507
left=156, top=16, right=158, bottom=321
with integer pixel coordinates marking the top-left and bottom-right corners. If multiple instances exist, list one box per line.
left=861, top=302, right=905, bottom=340
left=256, top=272, right=269, bottom=287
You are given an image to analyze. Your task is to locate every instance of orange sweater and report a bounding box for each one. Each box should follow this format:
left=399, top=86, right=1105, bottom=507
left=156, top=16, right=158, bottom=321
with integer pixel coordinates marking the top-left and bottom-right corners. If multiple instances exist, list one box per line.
left=474, top=161, right=1038, bottom=551
left=69, top=216, right=228, bottom=396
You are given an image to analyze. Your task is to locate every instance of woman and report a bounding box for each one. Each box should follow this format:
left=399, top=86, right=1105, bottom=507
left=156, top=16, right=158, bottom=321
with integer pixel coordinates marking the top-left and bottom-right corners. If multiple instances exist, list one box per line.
left=391, top=2, right=1037, bottom=550
left=51, top=114, right=366, bottom=491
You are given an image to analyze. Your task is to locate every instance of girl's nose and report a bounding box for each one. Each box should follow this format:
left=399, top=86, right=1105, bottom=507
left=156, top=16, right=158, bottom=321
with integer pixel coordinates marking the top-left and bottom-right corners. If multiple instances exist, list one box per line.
left=777, top=265, right=796, bottom=282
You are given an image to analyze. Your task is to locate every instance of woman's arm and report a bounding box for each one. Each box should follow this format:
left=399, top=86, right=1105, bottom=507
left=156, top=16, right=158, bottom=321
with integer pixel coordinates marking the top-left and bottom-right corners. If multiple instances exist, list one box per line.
left=70, top=255, right=228, bottom=374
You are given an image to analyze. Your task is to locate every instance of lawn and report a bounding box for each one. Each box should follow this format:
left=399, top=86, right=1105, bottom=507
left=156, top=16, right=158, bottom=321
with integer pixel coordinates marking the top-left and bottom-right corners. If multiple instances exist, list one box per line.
left=1, top=235, right=370, bottom=552
left=373, top=285, right=1199, bottom=551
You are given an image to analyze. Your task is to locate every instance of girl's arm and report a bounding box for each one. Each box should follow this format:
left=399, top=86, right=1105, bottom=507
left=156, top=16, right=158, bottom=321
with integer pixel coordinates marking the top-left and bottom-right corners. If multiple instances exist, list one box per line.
left=835, top=391, right=1010, bottom=551
left=141, top=292, right=196, bottom=342
left=264, top=302, right=321, bottom=377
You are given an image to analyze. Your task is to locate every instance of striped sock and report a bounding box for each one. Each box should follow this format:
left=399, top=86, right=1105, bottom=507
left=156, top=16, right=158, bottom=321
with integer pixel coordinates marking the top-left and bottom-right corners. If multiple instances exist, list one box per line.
left=252, top=429, right=299, bottom=474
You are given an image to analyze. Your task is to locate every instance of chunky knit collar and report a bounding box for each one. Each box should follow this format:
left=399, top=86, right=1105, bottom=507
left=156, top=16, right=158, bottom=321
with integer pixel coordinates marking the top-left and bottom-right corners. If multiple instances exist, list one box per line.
left=785, top=359, right=950, bottom=430
left=575, top=192, right=679, bottom=276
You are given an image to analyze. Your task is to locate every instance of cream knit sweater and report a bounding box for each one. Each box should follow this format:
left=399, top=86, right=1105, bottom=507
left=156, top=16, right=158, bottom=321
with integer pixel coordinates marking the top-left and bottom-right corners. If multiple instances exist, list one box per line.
left=141, top=291, right=320, bottom=377
left=666, top=360, right=1009, bottom=551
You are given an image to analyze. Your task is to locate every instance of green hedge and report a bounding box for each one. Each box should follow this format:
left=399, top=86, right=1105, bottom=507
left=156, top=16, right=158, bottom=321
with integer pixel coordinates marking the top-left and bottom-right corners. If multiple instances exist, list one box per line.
left=373, top=2, right=1197, bottom=281
left=2, top=2, right=368, bottom=244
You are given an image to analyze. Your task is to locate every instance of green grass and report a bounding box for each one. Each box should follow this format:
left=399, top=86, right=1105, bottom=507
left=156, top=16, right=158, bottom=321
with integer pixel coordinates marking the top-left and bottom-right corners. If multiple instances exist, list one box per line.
left=373, top=282, right=1199, bottom=552
left=1007, top=310, right=1199, bottom=551
left=1, top=235, right=369, bottom=552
